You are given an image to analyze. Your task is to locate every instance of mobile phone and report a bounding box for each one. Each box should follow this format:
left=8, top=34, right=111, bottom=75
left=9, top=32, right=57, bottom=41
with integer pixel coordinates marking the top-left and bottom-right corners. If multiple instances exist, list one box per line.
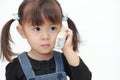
left=54, top=16, right=68, bottom=51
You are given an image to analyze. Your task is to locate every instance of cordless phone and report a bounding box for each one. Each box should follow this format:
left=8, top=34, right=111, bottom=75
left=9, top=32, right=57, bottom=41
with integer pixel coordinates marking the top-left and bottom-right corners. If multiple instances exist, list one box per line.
left=54, top=16, right=68, bottom=52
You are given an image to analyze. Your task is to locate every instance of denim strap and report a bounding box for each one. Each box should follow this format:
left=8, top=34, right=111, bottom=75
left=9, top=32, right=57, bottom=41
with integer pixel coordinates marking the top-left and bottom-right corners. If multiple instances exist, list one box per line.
left=53, top=51, right=64, bottom=72
left=18, top=52, right=35, bottom=80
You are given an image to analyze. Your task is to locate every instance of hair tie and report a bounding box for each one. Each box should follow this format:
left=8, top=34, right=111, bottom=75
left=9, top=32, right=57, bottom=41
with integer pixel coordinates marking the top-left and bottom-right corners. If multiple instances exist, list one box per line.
left=62, top=12, right=68, bottom=21
left=12, top=13, right=20, bottom=20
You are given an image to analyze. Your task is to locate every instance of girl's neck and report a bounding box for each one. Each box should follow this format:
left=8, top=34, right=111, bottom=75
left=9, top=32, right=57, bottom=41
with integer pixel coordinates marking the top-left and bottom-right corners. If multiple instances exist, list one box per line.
left=28, top=51, right=53, bottom=61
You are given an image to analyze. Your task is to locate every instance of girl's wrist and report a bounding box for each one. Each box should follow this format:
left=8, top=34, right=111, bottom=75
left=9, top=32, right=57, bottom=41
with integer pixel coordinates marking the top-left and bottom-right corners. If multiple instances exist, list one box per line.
left=63, top=49, right=80, bottom=66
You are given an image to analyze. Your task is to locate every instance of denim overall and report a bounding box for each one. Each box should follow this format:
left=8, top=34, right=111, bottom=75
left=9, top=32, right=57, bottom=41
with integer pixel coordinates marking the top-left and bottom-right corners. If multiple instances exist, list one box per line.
left=18, top=51, right=67, bottom=80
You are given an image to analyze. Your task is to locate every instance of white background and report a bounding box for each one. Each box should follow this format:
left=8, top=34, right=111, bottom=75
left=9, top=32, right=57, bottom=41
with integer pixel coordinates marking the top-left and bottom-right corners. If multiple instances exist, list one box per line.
left=0, top=0, right=120, bottom=80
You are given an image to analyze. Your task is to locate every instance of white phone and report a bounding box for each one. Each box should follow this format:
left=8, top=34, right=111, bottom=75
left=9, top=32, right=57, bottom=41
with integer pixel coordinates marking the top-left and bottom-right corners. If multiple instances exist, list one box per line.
left=54, top=16, right=68, bottom=52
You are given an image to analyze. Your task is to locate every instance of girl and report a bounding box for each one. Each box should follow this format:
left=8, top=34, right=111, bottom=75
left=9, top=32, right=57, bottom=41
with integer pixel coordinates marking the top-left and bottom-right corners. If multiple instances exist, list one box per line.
left=0, top=0, right=92, bottom=80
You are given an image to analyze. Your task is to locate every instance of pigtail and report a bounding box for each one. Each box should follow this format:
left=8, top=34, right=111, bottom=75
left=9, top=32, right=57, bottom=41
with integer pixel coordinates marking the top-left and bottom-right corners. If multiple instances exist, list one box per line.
left=67, top=17, right=80, bottom=52
left=0, top=19, right=15, bottom=62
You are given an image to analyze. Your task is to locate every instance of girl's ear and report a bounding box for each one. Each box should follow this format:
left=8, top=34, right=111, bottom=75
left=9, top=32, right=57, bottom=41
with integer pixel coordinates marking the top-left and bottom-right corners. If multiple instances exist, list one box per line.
left=16, top=25, right=26, bottom=38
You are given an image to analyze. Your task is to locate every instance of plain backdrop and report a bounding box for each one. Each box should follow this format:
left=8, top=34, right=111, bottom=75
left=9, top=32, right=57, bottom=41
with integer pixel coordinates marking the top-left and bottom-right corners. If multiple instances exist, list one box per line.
left=0, top=0, right=120, bottom=80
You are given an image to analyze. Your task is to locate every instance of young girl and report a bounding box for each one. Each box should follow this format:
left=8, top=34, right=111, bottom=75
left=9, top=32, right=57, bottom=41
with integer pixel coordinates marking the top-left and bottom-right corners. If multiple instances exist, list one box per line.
left=0, top=0, right=92, bottom=80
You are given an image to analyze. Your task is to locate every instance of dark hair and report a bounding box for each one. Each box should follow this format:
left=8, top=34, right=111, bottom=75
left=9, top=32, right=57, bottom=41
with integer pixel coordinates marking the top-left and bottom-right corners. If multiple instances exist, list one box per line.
left=0, top=0, right=80, bottom=62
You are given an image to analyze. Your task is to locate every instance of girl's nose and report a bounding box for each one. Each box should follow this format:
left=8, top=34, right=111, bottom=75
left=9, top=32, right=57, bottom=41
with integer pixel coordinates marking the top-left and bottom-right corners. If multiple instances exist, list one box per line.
left=41, top=32, right=50, bottom=40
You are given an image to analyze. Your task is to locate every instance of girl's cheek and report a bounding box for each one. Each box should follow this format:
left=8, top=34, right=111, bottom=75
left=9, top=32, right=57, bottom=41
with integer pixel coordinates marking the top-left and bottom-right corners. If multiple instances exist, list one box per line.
left=51, top=35, right=57, bottom=42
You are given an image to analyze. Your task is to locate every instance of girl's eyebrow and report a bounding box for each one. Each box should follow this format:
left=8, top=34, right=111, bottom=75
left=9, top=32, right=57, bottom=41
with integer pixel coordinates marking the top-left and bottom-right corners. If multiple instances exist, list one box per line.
left=44, top=23, right=56, bottom=27
left=49, top=24, right=60, bottom=28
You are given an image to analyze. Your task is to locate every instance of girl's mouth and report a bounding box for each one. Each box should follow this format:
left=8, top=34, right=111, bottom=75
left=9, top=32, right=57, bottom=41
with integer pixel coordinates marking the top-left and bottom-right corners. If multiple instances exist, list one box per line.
left=41, top=44, right=50, bottom=48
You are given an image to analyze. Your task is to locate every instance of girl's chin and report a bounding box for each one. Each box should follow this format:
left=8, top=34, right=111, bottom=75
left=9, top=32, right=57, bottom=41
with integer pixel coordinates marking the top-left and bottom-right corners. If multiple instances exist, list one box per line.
left=38, top=49, right=53, bottom=54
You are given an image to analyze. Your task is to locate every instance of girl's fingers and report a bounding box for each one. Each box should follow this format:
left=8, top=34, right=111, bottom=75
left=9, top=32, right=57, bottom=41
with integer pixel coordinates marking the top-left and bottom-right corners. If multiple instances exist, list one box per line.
left=62, top=28, right=73, bottom=51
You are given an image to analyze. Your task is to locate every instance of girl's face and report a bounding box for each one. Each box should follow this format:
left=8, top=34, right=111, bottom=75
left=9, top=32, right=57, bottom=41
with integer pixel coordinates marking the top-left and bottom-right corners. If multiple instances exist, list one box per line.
left=18, top=21, right=61, bottom=55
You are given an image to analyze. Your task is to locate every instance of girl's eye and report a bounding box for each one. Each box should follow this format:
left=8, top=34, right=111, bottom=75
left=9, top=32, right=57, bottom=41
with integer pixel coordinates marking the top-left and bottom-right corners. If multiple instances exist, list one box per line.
left=33, top=27, right=40, bottom=32
left=50, top=26, right=57, bottom=31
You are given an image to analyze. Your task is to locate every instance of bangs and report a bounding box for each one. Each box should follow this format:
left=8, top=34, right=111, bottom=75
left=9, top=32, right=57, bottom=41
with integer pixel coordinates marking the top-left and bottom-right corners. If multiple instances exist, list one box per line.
left=22, top=0, right=62, bottom=26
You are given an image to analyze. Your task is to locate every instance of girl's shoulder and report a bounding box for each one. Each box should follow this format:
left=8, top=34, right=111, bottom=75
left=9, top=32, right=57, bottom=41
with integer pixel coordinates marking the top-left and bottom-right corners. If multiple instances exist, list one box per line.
left=6, top=57, right=20, bottom=71
left=5, top=57, right=23, bottom=79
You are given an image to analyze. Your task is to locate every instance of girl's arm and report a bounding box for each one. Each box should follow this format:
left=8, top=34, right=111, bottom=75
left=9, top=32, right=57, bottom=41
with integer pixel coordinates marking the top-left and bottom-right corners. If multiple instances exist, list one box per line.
left=62, top=28, right=92, bottom=80
left=62, top=28, right=80, bottom=66
left=63, top=56, right=92, bottom=80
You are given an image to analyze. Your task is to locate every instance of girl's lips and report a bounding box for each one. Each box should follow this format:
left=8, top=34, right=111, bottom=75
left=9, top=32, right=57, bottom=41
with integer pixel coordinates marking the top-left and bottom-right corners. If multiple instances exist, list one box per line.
left=41, top=44, right=50, bottom=48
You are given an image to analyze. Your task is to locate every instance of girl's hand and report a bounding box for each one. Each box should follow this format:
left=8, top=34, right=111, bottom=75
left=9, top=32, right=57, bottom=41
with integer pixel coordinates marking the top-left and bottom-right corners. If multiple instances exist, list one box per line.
left=62, top=28, right=80, bottom=66
left=62, top=28, right=73, bottom=52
